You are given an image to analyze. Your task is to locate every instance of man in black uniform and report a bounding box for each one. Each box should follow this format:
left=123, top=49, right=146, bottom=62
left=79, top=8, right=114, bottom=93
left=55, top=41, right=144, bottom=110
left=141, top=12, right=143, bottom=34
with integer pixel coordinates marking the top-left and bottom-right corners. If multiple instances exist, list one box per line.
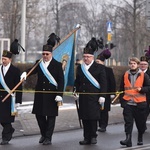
left=139, top=56, right=150, bottom=129
left=0, top=50, right=22, bottom=145
left=21, top=44, right=64, bottom=145
left=74, top=40, right=107, bottom=145
left=96, top=52, right=116, bottom=132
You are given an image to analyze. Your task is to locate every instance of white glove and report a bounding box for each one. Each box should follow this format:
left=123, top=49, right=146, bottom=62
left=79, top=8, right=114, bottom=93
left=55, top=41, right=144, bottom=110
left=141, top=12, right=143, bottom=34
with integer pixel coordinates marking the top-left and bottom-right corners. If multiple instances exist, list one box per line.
left=20, top=72, right=27, bottom=81
left=73, top=91, right=79, bottom=99
left=110, top=95, right=115, bottom=99
left=98, top=97, right=105, bottom=104
left=15, top=103, right=20, bottom=110
left=76, top=24, right=80, bottom=28
left=55, top=95, right=63, bottom=102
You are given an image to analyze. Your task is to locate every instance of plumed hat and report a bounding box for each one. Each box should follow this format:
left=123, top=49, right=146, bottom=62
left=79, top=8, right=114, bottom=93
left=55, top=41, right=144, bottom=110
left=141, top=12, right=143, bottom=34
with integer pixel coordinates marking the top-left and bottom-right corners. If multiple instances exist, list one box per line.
left=2, top=50, right=12, bottom=58
left=140, top=56, right=149, bottom=62
left=43, top=33, right=60, bottom=52
left=97, top=49, right=111, bottom=61
left=43, top=45, right=53, bottom=52
left=47, top=33, right=60, bottom=47
left=10, top=39, right=25, bottom=55
left=144, top=46, right=150, bottom=60
left=84, top=37, right=99, bottom=55
left=83, top=47, right=95, bottom=55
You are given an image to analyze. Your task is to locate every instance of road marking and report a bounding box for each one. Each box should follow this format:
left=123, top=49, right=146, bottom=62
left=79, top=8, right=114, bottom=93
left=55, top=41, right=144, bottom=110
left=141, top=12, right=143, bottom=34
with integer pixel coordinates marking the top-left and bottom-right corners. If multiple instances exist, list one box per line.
left=116, top=144, right=150, bottom=150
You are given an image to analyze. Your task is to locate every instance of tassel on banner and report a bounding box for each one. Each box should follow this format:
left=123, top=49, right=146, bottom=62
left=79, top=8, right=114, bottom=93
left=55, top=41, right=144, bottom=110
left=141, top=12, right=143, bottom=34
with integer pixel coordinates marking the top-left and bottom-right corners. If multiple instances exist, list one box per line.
left=11, top=95, right=18, bottom=116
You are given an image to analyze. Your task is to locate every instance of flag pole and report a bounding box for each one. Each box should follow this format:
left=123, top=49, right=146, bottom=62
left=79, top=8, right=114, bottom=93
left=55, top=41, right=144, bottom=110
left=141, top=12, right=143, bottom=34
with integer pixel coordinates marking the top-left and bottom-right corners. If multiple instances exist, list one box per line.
left=2, top=26, right=81, bottom=103
left=2, top=58, right=43, bottom=102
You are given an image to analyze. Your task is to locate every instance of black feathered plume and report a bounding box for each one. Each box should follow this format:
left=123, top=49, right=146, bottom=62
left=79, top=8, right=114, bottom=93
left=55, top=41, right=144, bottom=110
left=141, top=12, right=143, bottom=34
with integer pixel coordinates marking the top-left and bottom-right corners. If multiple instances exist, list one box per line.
left=97, top=37, right=104, bottom=49
left=10, top=39, right=25, bottom=55
left=86, top=37, right=104, bottom=52
left=47, top=33, right=60, bottom=47
left=145, top=46, right=150, bottom=59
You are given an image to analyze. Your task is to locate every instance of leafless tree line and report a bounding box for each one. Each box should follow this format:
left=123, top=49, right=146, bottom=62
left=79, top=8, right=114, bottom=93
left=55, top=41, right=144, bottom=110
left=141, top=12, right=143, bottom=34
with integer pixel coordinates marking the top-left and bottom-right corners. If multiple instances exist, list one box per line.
left=0, top=0, right=149, bottom=65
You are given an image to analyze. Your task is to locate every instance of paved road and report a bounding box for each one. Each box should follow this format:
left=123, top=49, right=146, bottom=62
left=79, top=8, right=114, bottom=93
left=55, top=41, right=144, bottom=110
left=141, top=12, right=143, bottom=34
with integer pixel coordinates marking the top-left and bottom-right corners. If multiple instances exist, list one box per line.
left=1, top=123, right=150, bottom=150
left=0, top=93, right=150, bottom=149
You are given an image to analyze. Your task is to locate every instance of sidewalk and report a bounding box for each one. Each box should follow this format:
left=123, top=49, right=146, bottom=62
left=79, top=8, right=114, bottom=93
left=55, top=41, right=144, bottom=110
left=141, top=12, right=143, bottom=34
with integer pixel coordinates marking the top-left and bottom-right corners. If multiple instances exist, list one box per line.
left=0, top=94, right=124, bottom=138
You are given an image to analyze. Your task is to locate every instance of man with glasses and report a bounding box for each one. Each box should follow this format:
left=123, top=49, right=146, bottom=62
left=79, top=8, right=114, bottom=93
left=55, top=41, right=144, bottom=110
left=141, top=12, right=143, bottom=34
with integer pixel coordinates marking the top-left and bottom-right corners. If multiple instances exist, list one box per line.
left=21, top=44, right=64, bottom=145
left=74, top=42, right=107, bottom=145
left=139, top=56, right=150, bottom=130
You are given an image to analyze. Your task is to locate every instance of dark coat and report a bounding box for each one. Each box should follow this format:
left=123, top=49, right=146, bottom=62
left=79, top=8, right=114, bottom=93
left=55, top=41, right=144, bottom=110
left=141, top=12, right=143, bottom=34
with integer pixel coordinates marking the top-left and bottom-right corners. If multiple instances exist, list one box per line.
left=145, top=68, right=150, bottom=105
left=0, top=64, right=22, bottom=123
left=75, top=62, right=107, bottom=120
left=28, top=58, right=64, bottom=116
left=103, top=67, right=116, bottom=111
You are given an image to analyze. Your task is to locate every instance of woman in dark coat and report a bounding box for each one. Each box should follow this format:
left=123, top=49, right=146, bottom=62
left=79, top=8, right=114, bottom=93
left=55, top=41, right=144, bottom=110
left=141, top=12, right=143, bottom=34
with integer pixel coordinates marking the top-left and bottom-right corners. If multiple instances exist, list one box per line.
left=0, top=50, right=22, bottom=145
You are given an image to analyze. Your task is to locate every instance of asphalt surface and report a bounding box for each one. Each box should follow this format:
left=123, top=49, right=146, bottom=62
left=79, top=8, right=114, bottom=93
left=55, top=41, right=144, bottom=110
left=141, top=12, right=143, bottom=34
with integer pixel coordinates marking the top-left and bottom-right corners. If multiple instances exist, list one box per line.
left=2, top=93, right=150, bottom=150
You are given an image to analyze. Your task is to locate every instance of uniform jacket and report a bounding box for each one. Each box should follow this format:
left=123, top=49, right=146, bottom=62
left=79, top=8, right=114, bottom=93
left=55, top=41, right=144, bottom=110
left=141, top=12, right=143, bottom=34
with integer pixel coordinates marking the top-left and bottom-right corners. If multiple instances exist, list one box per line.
left=104, top=66, right=116, bottom=111
left=120, top=69, right=150, bottom=107
left=145, top=68, right=150, bottom=105
left=74, top=61, right=107, bottom=120
left=0, top=64, right=22, bottom=123
left=28, top=58, right=64, bottom=116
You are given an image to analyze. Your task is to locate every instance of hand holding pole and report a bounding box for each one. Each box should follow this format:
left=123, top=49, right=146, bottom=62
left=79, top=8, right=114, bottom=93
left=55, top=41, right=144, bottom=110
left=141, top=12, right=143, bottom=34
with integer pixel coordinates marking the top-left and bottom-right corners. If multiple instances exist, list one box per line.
left=2, top=59, right=42, bottom=102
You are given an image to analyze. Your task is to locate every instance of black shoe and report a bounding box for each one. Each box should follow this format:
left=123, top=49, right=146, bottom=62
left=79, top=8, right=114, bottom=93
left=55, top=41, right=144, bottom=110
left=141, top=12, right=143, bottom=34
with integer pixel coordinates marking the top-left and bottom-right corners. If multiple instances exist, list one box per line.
left=91, top=138, right=97, bottom=144
left=120, top=134, right=132, bottom=147
left=137, top=141, right=143, bottom=145
left=137, top=133, right=143, bottom=145
left=7, top=128, right=15, bottom=141
left=98, top=128, right=106, bottom=132
left=39, top=136, right=45, bottom=143
left=43, top=138, right=52, bottom=145
left=79, top=140, right=91, bottom=145
left=1, top=140, right=9, bottom=145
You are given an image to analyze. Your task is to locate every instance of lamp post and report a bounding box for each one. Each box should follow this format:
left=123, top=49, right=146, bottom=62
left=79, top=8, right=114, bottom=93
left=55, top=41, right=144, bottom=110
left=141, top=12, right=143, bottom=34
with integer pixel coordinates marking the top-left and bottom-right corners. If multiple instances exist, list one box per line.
left=21, top=0, right=26, bottom=63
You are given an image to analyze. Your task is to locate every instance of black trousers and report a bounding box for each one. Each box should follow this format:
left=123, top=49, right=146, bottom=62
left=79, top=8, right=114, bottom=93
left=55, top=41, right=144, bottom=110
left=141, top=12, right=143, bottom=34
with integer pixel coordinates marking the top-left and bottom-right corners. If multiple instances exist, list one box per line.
left=99, top=110, right=109, bottom=129
left=82, top=119, right=97, bottom=141
left=1, top=123, right=14, bottom=141
left=35, top=115, right=56, bottom=141
left=123, top=105, right=146, bottom=134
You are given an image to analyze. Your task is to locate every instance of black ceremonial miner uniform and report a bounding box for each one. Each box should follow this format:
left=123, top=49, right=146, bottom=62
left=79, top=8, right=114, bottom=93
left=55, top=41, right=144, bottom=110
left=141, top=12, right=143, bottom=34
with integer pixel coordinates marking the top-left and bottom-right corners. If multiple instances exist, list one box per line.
left=28, top=58, right=64, bottom=141
left=75, top=61, right=107, bottom=141
left=0, top=64, right=22, bottom=140
left=99, top=66, right=116, bottom=129
left=0, top=64, right=22, bottom=122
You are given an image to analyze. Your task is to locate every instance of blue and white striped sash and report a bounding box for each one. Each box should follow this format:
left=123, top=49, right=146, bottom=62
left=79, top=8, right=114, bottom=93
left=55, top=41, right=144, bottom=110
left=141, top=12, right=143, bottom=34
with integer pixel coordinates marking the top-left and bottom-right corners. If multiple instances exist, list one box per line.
left=81, top=63, right=100, bottom=89
left=0, top=66, right=16, bottom=116
left=39, top=61, right=58, bottom=87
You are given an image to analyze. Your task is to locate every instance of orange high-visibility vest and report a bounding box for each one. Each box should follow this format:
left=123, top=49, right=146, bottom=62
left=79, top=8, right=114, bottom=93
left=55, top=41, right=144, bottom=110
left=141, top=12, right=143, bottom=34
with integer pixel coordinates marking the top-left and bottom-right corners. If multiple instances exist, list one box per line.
left=123, top=71, right=146, bottom=103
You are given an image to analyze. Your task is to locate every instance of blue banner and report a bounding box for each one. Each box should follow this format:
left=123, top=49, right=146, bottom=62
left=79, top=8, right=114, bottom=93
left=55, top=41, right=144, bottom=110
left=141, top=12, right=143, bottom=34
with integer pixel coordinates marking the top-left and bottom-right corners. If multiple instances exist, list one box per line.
left=53, top=33, right=75, bottom=89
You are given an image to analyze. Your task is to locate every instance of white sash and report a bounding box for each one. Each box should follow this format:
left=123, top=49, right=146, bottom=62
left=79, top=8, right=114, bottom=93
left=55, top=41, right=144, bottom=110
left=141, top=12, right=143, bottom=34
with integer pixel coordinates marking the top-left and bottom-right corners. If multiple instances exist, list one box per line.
left=81, top=63, right=100, bottom=89
left=39, top=61, right=58, bottom=87
left=0, top=66, right=16, bottom=116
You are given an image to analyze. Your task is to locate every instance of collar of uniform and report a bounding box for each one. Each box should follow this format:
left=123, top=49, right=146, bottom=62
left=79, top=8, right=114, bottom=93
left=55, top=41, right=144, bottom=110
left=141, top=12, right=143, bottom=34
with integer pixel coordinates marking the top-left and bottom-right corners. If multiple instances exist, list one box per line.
left=3, top=63, right=10, bottom=71
left=43, top=58, right=52, bottom=67
left=83, top=60, right=94, bottom=70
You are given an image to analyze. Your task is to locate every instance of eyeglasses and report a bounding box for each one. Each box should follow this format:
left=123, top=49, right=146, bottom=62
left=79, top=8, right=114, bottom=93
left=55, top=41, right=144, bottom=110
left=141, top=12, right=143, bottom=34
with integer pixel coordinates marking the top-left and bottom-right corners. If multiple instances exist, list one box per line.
left=140, top=64, right=148, bottom=66
left=42, top=53, right=50, bottom=56
left=83, top=56, right=93, bottom=59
